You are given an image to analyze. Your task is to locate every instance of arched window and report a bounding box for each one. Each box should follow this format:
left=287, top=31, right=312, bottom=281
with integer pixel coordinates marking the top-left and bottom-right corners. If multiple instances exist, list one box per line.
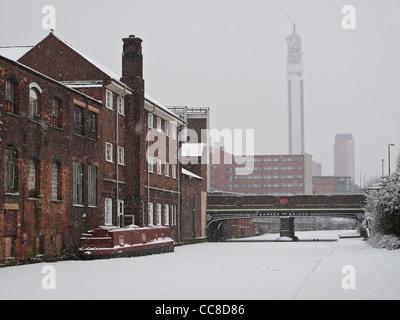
left=29, top=83, right=42, bottom=121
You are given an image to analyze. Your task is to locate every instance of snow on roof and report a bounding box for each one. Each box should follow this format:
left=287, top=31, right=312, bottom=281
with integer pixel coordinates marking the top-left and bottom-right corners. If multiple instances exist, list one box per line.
left=145, top=94, right=184, bottom=123
left=0, top=46, right=32, bottom=62
left=1, top=33, right=182, bottom=121
left=182, top=168, right=203, bottom=180
left=51, top=34, right=181, bottom=121
left=51, top=34, right=131, bottom=91
left=0, top=54, right=102, bottom=105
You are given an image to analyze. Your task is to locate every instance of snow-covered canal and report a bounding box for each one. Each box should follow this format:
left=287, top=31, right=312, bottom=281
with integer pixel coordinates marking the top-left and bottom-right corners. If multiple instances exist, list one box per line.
left=1, top=230, right=400, bottom=300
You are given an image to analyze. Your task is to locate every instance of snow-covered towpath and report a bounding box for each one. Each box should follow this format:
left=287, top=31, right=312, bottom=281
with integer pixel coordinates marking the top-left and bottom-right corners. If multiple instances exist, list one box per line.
left=1, top=230, right=399, bottom=300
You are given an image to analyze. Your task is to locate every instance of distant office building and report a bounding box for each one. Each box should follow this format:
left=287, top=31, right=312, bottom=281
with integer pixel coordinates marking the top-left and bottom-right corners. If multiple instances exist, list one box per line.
left=210, top=147, right=313, bottom=196
left=286, top=24, right=305, bottom=155
left=312, top=161, right=322, bottom=176
left=334, top=134, right=356, bottom=184
left=313, top=176, right=352, bottom=195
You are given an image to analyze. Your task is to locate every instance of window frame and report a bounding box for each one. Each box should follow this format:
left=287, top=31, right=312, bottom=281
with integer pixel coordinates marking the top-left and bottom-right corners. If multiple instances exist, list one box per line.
left=117, top=96, right=125, bottom=115
left=105, top=198, right=113, bottom=226
left=157, top=117, right=162, bottom=133
left=118, top=146, right=125, bottom=166
left=88, top=111, right=98, bottom=140
left=148, top=202, right=154, bottom=226
left=88, top=165, right=97, bottom=206
left=164, top=204, right=170, bottom=226
left=29, top=88, right=39, bottom=121
left=73, top=105, right=84, bottom=136
left=51, top=161, right=62, bottom=201
left=106, top=90, right=114, bottom=111
left=148, top=157, right=154, bottom=173
left=106, top=142, right=114, bottom=163
left=73, top=162, right=83, bottom=205
left=156, top=203, right=162, bottom=226
left=148, top=113, right=153, bottom=129
left=157, top=159, right=162, bottom=175
left=4, top=146, right=18, bottom=194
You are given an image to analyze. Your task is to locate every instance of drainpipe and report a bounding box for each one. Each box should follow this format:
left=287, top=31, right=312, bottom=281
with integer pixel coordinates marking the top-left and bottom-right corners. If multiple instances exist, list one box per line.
left=116, top=92, right=119, bottom=227
left=147, top=105, right=156, bottom=227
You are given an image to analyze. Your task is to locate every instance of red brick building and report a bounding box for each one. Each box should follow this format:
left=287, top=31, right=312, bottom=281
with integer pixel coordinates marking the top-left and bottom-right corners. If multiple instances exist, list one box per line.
left=0, top=53, right=103, bottom=261
left=0, top=32, right=204, bottom=262
left=312, top=176, right=352, bottom=195
left=210, top=148, right=313, bottom=196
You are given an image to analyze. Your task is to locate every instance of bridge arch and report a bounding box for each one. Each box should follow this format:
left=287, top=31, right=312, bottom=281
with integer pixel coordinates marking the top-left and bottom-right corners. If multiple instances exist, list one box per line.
left=206, top=193, right=366, bottom=241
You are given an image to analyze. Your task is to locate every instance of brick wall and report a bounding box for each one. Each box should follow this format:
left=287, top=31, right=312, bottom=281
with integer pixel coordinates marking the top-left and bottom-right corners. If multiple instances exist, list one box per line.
left=0, top=55, right=103, bottom=261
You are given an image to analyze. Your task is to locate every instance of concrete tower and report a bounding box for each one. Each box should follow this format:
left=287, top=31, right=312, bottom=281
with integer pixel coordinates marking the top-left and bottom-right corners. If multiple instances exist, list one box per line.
left=286, top=24, right=305, bottom=155
left=334, top=133, right=356, bottom=185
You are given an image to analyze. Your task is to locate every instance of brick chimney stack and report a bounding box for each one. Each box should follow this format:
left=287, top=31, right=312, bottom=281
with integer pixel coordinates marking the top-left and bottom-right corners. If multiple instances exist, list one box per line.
left=121, top=35, right=143, bottom=86
left=120, top=35, right=146, bottom=225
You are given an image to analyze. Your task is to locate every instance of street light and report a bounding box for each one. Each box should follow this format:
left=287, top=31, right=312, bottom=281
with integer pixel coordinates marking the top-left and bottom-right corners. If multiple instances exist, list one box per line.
left=388, top=144, right=395, bottom=175
left=382, top=159, right=385, bottom=178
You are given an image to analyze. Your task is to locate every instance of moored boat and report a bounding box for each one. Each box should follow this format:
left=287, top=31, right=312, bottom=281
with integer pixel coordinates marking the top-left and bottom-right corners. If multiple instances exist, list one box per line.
left=80, top=226, right=174, bottom=260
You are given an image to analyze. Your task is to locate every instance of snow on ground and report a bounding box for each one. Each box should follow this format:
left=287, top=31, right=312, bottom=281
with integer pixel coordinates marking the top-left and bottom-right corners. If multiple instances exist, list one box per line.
left=1, top=230, right=400, bottom=300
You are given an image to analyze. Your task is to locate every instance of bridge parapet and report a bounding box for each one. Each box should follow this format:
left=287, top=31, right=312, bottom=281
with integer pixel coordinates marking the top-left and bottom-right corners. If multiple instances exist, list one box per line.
left=206, top=193, right=366, bottom=241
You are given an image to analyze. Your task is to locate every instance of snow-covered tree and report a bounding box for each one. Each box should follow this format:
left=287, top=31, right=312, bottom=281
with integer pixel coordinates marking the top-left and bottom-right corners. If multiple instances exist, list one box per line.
left=373, top=173, right=400, bottom=237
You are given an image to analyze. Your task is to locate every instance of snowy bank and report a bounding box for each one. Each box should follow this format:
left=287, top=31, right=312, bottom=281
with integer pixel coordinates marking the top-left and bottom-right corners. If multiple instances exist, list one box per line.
left=368, top=233, right=400, bottom=250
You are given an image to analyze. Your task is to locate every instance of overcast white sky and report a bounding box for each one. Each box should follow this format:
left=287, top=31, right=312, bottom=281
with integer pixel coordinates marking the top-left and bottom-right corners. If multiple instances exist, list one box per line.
left=1, top=0, right=400, bottom=182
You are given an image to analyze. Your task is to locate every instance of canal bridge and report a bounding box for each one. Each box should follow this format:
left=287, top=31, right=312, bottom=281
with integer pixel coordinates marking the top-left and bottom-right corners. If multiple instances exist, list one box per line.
left=206, top=192, right=366, bottom=241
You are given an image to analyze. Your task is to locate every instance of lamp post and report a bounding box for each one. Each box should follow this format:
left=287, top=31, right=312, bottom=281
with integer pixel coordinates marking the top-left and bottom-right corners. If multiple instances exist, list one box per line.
left=382, top=159, right=385, bottom=178
left=388, top=144, right=395, bottom=175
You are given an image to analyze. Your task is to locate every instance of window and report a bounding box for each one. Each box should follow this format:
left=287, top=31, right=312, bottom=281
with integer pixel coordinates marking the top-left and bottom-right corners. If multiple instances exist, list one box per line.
left=73, top=162, right=83, bottom=205
left=117, top=96, right=125, bottom=115
left=172, top=125, right=177, bottom=140
left=51, top=162, right=62, bottom=201
left=157, top=159, right=162, bottom=175
left=106, top=143, right=113, bottom=163
left=165, top=122, right=169, bottom=137
left=165, top=162, right=169, bottom=177
left=157, top=117, right=162, bottom=133
left=29, top=88, right=39, bottom=121
left=4, top=147, right=18, bottom=193
left=88, top=166, right=97, bottom=206
left=74, top=106, right=84, bottom=136
left=5, top=79, right=17, bottom=114
left=88, top=111, right=98, bottom=140
left=148, top=202, right=154, bottom=226
left=106, top=90, right=113, bottom=110
left=118, top=147, right=125, bottom=165
left=105, top=198, right=113, bottom=226
left=148, top=113, right=153, bottom=129
left=28, top=159, right=40, bottom=198
left=118, top=200, right=124, bottom=217
left=148, top=157, right=154, bottom=173
left=52, top=98, right=63, bottom=128
left=156, top=203, right=162, bottom=226
left=172, top=205, right=177, bottom=226
left=5, top=79, right=15, bottom=104
left=164, top=204, right=170, bottom=226
left=172, top=164, right=177, bottom=179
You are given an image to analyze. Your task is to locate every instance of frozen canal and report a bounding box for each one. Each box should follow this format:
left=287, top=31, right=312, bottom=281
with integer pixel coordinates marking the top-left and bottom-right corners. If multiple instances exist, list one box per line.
left=1, top=230, right=400, bottom=300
